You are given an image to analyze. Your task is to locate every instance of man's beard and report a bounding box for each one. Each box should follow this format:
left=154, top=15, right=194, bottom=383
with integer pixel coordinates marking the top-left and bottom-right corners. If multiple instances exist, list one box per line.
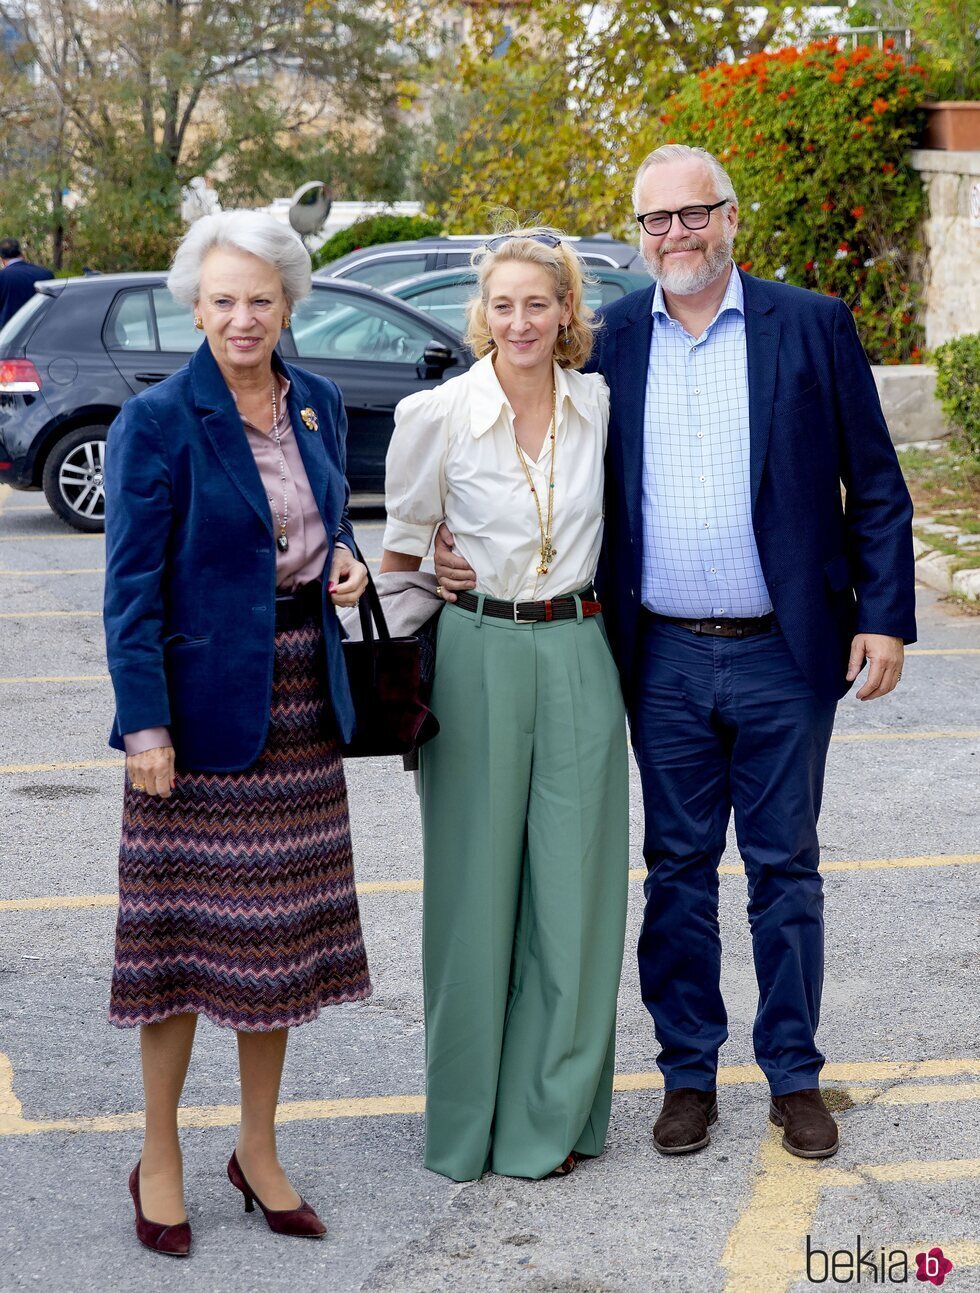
left=643, top=228, right=735, bottom=295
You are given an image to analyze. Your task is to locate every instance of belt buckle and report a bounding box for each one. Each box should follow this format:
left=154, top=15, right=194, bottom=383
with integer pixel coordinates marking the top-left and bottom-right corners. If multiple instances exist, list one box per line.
left=513, top=601, right=533, bottom=624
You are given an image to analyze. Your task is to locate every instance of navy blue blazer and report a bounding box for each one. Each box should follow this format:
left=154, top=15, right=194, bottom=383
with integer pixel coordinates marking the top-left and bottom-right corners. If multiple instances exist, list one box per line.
left=0, top=259, right=53, bottom=329
left=590, top=270, right=916, bottom=708
left=103, top=341, right=356, bottom=771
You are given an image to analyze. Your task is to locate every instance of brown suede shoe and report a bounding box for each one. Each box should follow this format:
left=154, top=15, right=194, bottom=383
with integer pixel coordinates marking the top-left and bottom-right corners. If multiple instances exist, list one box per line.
left=653, top=1089, right=718, bottom=1155
left=769, top=1089, right=840, bottom=1159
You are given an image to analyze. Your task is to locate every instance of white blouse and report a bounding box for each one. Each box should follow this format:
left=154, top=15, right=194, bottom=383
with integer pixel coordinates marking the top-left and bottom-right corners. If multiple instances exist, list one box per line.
left=384, top=354, right=610, bottom=602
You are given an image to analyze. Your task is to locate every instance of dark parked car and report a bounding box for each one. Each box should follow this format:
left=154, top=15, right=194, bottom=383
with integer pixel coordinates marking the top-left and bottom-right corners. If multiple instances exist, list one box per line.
left=0, top=274, right=470, bottom=531
left=316, top=234, right=645, bottom=289
left=386, top=266, right=652, bottom=335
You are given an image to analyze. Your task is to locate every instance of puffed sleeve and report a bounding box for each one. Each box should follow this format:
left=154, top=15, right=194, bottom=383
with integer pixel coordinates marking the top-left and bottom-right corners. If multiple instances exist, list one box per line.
left=595, top=374, right=611, bottom=448
left=383, top=387, right=451, bottom=557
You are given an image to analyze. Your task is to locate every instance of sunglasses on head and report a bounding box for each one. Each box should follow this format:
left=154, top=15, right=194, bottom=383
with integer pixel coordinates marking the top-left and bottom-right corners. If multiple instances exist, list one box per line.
left=485, top=233, right=562, bottom=252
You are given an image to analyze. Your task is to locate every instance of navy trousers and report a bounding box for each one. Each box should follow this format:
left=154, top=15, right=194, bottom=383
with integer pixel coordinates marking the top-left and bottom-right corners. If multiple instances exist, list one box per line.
left=631, top=617, right=837, bottom=1096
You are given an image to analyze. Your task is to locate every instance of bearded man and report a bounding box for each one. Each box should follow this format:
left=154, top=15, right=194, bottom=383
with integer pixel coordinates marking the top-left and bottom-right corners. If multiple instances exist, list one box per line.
left=434, top=144, right=916, bottom=1160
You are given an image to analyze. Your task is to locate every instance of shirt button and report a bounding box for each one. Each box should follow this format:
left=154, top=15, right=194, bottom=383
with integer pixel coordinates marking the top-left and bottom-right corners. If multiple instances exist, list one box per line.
left=697, top=432, right=704, bottom=438
left=710, top=568, right=716, bottom=573
left=694, top=388, right=701, bottom=395
left=703, top=522, right=709, bottom=528
left=699, top=475, right=705, bottom=482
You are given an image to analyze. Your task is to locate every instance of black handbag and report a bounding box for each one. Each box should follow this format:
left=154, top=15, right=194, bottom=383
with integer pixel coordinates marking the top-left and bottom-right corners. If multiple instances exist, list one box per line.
left=340, top=560, right=439, bottom=759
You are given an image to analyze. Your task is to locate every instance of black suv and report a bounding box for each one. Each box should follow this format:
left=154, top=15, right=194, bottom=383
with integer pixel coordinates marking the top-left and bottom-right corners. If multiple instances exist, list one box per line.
left=316, top=234, right=645, bottom=289
left=0, top=274, right=469, bottom=531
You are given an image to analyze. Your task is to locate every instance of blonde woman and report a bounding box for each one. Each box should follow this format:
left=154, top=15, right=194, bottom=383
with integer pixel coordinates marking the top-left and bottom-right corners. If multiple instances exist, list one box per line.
left=381, top=230, right=629, bottom=1182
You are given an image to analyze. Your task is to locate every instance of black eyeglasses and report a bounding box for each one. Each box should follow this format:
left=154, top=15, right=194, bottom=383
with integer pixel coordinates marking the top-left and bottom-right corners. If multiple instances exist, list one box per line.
left=634, top=200, right=729, bottom=237
left=485, top=233, right=562, bottom=252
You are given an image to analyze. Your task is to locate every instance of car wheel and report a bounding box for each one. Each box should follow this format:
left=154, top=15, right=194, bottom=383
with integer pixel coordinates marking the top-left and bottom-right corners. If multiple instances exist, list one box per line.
left=41, top=425, right=109, bottom=533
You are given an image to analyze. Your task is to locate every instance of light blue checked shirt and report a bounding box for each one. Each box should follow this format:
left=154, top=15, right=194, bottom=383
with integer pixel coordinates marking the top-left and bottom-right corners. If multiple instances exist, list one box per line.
left=641, top=265, right=772, bottom=619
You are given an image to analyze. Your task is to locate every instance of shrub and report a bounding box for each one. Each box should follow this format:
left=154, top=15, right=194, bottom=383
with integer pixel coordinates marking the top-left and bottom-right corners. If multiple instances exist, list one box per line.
left=312, top=213, right=443, bottom=271
left=934, top=333, right=980, bottom=458
left=656, top=39, right=929, bottom=363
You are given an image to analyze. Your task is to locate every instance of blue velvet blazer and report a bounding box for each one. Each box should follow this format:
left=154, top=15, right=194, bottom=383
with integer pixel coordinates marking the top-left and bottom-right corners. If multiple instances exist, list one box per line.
left=103, top=341, right=356, bottom=771
left=589, top=270, right=917, bottom=708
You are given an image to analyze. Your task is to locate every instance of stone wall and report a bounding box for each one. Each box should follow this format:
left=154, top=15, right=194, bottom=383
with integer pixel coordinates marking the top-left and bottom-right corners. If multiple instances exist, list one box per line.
left=909, top=149, right=980, bottom=349
left=871, top=365, right=947, bottom=443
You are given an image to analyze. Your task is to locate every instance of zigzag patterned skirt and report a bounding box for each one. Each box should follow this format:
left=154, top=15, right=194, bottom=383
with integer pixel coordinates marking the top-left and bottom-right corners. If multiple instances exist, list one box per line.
left=109, top=623, right=371, bottom=1031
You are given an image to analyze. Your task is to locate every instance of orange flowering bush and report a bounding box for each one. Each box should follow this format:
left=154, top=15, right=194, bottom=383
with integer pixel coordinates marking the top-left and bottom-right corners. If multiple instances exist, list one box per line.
left=657, top=39, right=928, bottom=363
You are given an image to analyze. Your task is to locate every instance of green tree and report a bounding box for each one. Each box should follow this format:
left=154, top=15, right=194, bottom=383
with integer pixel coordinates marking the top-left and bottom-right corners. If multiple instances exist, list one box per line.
left=657, top=40, right=928, bottom=362
left=846, top=0, right=980, bottom=98
left=0, top=0, right=409, bottom=270
left=408, top=0, right=806, bottom=233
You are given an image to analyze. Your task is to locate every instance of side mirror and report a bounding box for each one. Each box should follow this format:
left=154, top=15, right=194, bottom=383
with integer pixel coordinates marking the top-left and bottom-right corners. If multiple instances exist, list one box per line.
left=419, top=341, right=455, bottom=380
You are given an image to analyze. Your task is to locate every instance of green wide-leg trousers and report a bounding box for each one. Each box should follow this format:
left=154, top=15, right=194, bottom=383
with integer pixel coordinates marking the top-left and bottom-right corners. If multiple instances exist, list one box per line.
left=418, top=599, right=629, bottom=1181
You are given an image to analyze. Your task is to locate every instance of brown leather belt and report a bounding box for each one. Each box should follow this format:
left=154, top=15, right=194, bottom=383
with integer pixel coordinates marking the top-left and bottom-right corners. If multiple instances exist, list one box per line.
left=275, top=579, right=322, bottom=631
left=457, top=588, right=601, bottom=624
left=651, top=612, right=777, bottom=639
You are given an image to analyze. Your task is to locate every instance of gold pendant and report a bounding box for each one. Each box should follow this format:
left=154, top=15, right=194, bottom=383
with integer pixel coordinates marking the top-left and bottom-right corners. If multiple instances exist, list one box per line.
left=540, top=539, right=556, bottom=567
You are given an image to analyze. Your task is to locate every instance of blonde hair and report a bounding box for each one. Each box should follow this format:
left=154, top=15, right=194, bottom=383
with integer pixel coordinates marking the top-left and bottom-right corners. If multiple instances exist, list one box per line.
left=464, top=226, right=598, bottom=370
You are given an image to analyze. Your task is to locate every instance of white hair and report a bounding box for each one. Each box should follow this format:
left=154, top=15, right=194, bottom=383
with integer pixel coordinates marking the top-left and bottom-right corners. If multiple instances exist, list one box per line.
left=168, top=210, right=312, bottom=308
left=632, top=144, right=738, bottom=213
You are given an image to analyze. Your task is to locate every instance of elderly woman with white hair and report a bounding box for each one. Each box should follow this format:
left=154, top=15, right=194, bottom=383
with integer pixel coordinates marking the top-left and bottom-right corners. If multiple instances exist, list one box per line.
left=102, top=211, right=370, bottom=1256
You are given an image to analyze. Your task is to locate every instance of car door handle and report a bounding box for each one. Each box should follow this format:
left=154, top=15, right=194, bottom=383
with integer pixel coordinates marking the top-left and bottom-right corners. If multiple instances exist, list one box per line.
left=134, top=372, right=169, bottom=384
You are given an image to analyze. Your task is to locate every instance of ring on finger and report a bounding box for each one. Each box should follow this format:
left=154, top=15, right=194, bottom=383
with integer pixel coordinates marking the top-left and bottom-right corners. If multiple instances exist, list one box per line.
left=132, top=783, right=146, bottom=791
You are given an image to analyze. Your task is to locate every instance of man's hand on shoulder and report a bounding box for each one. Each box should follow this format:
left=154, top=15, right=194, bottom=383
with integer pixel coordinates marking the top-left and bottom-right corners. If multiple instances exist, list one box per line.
left=847, top=633, right=905, bottom=700
left=433, top=524, right=476, bottom=603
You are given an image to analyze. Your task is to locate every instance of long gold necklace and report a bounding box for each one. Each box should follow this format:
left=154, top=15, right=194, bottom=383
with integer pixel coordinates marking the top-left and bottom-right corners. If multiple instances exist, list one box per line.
left=513, top=381, right=558, bottom=575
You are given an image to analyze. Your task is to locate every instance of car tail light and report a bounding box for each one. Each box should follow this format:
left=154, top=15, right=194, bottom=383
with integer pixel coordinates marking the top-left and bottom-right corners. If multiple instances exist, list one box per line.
left=0, top=359, right=42, bottom=392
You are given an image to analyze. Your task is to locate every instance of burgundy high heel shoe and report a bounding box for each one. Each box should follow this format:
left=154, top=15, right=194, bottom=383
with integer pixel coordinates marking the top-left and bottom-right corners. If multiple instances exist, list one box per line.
left=128, top=1162, right=192, bottom=1257
left=227, top=1151, right=326, bottom=1239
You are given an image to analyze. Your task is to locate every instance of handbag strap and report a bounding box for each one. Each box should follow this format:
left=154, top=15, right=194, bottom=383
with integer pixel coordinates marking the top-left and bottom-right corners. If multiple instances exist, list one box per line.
left=347, top=541, right=391, bottom=644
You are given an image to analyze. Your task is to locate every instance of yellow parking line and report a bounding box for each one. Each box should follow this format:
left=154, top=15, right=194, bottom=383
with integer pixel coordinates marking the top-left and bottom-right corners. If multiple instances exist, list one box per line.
left=858, top=1082, right=980, bottom=1106
left=356, top=879, right=423, bottom=894
left=832, top=729, right=980, bottom=742
left=0, top=610, right=100, bottom=620
left=0, top=533, right=103, bottom=541
left=0, top=674, right=108, bottom=685
left=0, top=757, right=123, bottom=775
left=721, top=1133, right=980, bottom=1293
left=906, top=647, right=980, bottom=655
left=4, top=855, right=977, bottom=912
left=630, top=854, right=980, bottom=882
left=0, top=568, right=105, bottom=576
left=0, top=894, right=119, bottom=912
left=4, top=1055, right=980, bottom=1139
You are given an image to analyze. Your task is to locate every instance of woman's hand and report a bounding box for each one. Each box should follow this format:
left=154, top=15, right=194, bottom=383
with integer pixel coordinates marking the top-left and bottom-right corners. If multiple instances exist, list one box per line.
left=329, top=545, right=369, bottom=607
left=126, top=746, right=176, bottom=798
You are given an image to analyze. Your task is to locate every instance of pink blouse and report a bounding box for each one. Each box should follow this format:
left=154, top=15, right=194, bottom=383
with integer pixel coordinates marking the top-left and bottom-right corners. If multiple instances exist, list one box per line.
left=123, top=376, right=332, bottom=756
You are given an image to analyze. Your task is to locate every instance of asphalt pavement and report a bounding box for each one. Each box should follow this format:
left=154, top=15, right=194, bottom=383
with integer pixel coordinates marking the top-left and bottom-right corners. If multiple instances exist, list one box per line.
left=0, top=484, right=978, bottom=1293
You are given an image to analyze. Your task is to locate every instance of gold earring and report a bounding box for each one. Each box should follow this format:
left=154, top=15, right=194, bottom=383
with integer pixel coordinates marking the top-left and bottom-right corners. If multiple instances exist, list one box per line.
left=194, top=314, right=203, bottom=330
left=282, top=314, right=291, bottom=329
left=563, top=324, right=570, bottom=344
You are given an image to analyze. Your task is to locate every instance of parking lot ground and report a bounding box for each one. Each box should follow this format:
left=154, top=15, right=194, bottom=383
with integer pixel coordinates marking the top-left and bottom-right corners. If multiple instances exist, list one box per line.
left=0, top=482, right=978, bottom=1293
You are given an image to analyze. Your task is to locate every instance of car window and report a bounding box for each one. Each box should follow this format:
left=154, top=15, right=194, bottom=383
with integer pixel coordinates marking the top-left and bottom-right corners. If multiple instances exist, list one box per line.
left=152, top=288, right=204, bottom=353
left=291, top=289, right=437, bottom=364
left=105, top=291, right=154, bottom=350
left=442, top=250, right=477, bottom=269
left=584, top=278, right=637, bottom=309
left=0, top=290, right=49, bottom=347
left=340, top=255, right=427, bottom=288
left=403, top=281, right=474, bottom=334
